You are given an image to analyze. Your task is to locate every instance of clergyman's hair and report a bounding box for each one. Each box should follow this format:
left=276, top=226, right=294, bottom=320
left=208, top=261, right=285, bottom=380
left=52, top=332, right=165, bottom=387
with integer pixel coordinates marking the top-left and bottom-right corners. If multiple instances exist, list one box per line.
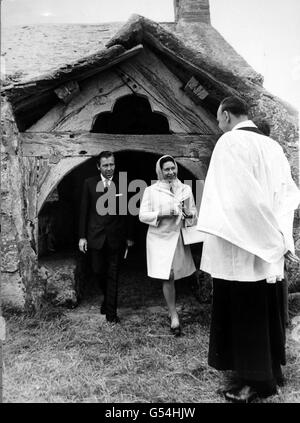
left=96, top=151, right=115, bottom=164
left=252, top=118, right=271, bottom=136
left=220, top=96, right=249, bottom=117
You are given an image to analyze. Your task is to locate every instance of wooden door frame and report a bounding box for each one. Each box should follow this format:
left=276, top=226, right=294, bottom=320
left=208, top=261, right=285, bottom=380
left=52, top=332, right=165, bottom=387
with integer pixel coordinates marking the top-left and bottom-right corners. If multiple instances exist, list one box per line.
left=20, top=131, right=216, bottom=214
left=19, top=131, right=216, bottom=253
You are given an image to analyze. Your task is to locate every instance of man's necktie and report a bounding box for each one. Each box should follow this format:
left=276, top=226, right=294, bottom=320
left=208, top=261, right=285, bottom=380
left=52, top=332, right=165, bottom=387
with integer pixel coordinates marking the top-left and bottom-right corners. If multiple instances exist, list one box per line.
left=104, top=180, right=108, bottom=193
left=103, top=180, right=108, bottom=209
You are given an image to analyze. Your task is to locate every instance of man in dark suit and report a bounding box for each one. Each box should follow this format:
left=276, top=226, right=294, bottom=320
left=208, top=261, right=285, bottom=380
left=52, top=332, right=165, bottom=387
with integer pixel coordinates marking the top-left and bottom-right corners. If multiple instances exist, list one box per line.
left=78, top=151, right=134, bottom=323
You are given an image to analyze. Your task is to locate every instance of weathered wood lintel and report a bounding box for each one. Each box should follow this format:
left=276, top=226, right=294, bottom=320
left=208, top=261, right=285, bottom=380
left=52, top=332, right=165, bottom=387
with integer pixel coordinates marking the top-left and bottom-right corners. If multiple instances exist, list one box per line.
left=20, top=132, right=216, bottom=159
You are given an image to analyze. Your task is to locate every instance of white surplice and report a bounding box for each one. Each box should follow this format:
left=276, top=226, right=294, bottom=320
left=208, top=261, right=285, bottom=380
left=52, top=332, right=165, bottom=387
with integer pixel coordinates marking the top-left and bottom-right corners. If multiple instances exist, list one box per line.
left=197, top=120, right=300, bottom=282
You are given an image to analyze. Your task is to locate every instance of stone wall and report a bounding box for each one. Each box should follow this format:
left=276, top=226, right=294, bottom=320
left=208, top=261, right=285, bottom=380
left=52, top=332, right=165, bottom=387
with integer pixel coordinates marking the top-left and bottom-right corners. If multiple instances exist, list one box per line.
left=1, top=98, right=40, bottom=310
left=1, top=96, right=87, bottom=310
left=1, top=99, right=25, bottom=309
left=1, top=98, right=81, bottom=310
left=38, top=255, right=78, bottom=308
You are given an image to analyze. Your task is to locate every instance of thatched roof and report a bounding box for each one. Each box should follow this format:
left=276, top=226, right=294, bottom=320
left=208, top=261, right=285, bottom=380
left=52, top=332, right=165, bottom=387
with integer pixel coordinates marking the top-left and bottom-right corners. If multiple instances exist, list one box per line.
left=2, top=15, right=265, bottom=116
left=1, top=14, right=297, bottom=130
left=1, top=22, right=125, bottom=82
left=1, top=21, right=172, bottom=82
left=2, top=15, right=259, bottom=83
left=2, top=43, right=144, bottom=107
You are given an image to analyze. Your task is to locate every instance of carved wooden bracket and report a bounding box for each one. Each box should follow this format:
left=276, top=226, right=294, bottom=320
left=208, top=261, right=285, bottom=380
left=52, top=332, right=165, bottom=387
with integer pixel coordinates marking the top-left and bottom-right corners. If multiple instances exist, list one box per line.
left=184, top=76, right=209, bottom=104
left=54, top=81, right=80, bottom=104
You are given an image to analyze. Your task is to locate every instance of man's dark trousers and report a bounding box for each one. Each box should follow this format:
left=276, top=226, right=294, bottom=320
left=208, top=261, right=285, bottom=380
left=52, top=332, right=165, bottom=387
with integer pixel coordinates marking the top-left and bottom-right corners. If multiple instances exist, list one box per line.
left=90, top=241, right=123, bottom=320
left=79, top=175, right=131, bottom=321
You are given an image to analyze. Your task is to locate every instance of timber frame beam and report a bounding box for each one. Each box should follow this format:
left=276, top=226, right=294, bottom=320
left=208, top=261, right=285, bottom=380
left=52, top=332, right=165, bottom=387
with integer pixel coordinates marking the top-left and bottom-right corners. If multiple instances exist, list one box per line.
left=19, top=132, right=217, bottom=160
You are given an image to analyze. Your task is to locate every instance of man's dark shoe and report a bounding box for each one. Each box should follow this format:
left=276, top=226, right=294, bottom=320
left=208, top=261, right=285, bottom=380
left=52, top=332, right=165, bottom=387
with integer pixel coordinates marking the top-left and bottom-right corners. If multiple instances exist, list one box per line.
left=276, top=376, right=285, bottom=387
left=100, top=304, right=106, bottom=315
left=106, top=315, right=120, bottom=324
left=224, top=385, right=258, bottom=403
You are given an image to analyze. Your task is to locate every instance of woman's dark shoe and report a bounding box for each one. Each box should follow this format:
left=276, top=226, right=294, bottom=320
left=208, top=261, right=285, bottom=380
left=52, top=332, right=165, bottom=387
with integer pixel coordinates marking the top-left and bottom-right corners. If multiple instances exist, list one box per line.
left=224, top=385, right=258, bottom=403
left=170, top=325, right=181, bottom=337
left=170, top=326, right=181, bottom=336
left=170, top=313, right=181, bottom=336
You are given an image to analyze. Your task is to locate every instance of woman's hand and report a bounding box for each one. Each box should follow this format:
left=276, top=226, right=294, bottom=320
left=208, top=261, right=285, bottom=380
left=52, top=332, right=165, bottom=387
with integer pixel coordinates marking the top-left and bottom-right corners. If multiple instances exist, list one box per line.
left=126, top=239, right=135, bottom=248
left=158, top=207, right=179, bottom=218
left=79, top=238, right=88, bottom=253
left=181, top=206, right=193, bottom=219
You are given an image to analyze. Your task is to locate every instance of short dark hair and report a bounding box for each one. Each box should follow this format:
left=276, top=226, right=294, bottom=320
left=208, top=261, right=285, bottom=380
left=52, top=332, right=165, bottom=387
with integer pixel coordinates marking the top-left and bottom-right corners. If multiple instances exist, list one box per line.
left=220, top=96, right=248, bottom=117
left=96, top=151, right=115, bottom=164
left=252, top=118, right=271, bottom=136
left=159, top=155, right=176, bottom=170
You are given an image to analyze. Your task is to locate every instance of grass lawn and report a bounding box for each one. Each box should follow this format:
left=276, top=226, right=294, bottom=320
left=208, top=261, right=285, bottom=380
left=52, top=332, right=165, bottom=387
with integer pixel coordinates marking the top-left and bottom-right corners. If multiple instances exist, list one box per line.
left=3, top=305, right=300, bottom=402
left=2, top=265, right=300, bottom=403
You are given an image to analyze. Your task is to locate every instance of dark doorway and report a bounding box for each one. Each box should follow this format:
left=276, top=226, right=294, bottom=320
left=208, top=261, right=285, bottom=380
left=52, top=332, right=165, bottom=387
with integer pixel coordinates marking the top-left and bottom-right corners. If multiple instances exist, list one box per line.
left=37, top=151, right=198, bottom=304
left=38, top=151, right=196, bottom=259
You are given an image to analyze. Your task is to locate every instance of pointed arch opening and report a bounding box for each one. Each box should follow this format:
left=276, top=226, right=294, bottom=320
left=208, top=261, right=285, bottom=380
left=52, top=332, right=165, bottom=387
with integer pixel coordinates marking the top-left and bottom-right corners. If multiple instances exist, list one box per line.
left=91, top=94, right=171, bottom=134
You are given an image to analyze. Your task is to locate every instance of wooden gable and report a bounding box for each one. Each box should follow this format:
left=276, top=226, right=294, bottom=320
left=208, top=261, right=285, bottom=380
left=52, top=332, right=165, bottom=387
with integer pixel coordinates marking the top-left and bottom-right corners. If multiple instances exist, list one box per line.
left=12, top=46, right=221, bottom=227
left=27, top=47, right=220, bottom=135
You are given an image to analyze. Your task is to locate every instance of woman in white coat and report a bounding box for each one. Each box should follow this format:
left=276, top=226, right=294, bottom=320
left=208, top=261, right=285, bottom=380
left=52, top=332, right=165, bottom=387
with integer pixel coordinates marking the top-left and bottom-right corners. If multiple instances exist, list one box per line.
left=139, top=155, right=197, bottom=335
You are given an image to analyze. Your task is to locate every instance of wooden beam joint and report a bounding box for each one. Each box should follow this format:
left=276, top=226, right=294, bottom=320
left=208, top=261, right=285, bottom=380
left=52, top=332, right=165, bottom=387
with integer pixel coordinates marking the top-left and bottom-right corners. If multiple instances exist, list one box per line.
left=184, top=76, right=209, bottom=104
left=54, top=81, right=80, bottom=104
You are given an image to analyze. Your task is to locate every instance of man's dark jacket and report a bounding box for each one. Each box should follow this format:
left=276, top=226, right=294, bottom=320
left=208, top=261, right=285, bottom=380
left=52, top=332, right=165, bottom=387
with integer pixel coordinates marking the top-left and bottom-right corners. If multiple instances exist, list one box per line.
left=78, top=175, right=132, bottom=250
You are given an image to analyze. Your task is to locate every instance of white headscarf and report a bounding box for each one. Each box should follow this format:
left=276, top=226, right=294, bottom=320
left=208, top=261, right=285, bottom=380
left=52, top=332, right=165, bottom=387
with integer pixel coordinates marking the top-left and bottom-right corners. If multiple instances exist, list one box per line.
left=156, top=155, right=178, bottom=182
left=154, top=155, right=192, bottom=203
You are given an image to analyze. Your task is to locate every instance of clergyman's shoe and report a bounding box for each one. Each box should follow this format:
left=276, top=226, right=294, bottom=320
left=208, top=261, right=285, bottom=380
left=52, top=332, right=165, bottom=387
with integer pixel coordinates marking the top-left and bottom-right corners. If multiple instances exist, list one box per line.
left=220, top=381, right=244, bottom=396
left=106, top=315, right=121, bottom=324
left=224, top=385, right=258, bottom=403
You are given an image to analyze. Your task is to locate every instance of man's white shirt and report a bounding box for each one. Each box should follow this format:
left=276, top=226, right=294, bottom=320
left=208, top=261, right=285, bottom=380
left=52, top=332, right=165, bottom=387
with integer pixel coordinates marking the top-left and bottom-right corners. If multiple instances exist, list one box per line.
left=101, top=174, right=112, bottom=187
